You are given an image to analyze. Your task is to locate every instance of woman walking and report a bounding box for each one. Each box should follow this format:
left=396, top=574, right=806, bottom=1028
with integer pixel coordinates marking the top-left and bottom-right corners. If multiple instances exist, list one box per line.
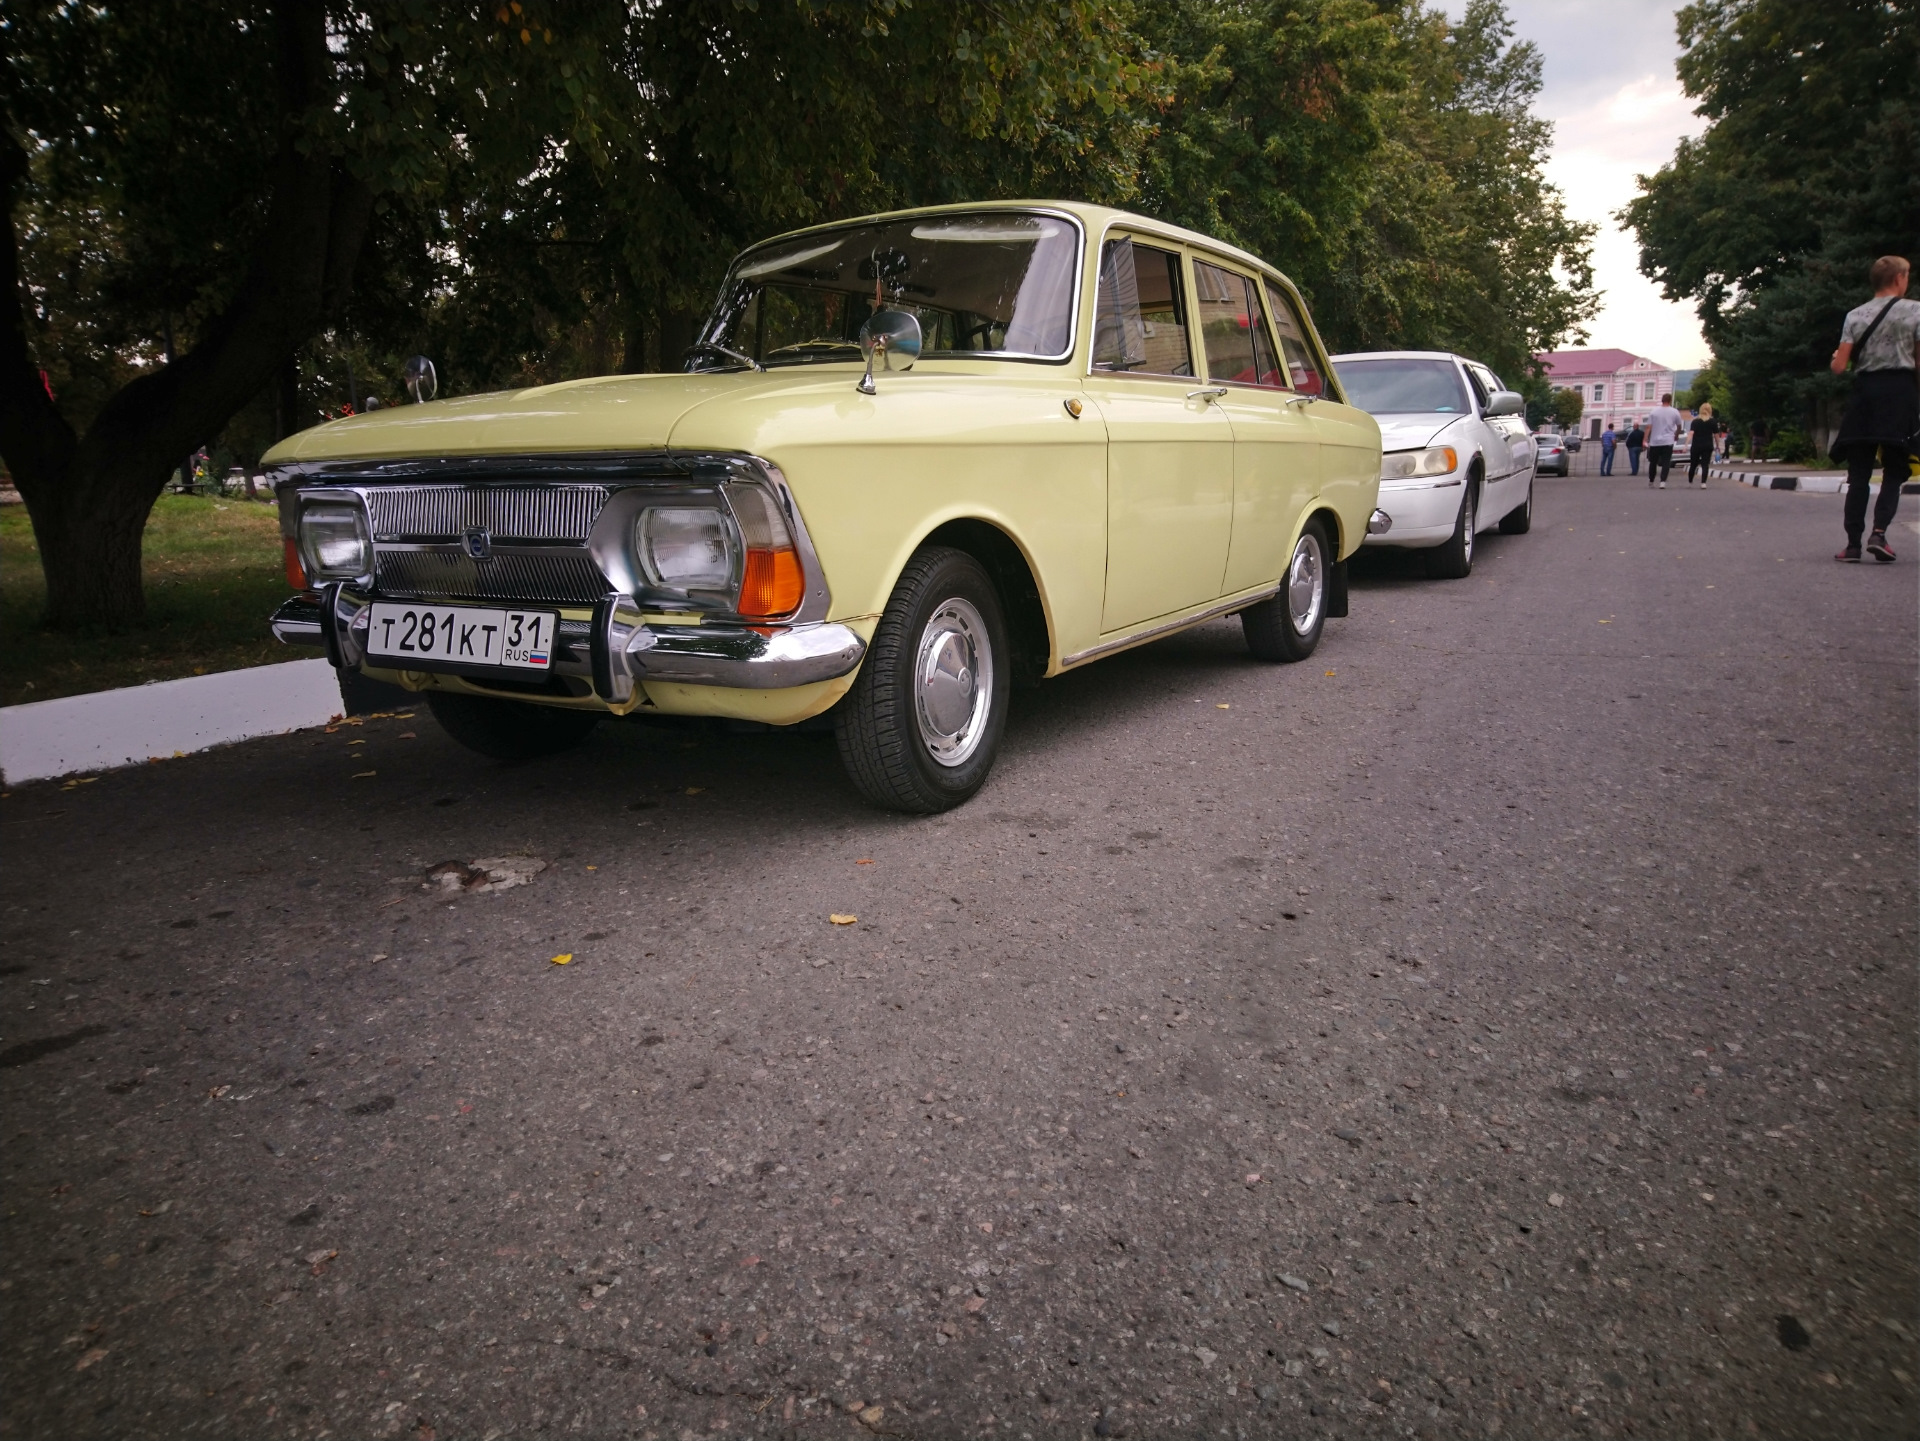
left=1686, top=402, right=1717, bottom=484
left=1829, top=255, right=1919, bottom=563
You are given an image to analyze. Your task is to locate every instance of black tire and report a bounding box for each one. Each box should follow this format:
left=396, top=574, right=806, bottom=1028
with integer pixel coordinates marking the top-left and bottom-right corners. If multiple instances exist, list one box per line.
left=1241, top=519, right=1330, bottom=663
left=425, top=690, right=600, bottom=761
left=1427, top=478, right=1477, bottom=579
left=835, top=547, right=1010, bottom=813
left=1498, top=478, right=1533, bottom=534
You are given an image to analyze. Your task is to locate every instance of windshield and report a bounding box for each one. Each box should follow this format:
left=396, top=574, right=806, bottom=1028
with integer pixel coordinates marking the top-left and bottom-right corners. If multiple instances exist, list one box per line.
left=1330, top=358, right=1470, bottom=415
left=693, top=212, right=1080, bottom=370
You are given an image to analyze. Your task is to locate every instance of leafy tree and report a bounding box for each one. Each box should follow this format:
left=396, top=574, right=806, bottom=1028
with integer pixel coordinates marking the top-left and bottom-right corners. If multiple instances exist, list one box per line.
left=1624, top=0, right=1920, bottom=437
left=1550, top=387, right=1584, bottom=430
left=2, top=0, right=1142, bottom=628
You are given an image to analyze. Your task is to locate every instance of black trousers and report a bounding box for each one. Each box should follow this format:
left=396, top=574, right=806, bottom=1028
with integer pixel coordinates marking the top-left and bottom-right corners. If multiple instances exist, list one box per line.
left=1686, top=446, right=1713, bottom=482
left=1844, top=442, right=1911, bottom=542
left=1647, top=444, right=1674, bottom=482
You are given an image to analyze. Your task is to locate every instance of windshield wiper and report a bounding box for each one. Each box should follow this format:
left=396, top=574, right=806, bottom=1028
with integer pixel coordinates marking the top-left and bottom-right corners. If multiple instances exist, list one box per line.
left=684, top=341, right=764, bottom=373
left=764, top=341, right=863, bottom=365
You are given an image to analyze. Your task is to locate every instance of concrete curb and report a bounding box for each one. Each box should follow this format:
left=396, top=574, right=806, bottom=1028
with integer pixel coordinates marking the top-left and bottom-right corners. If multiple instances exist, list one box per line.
left=1711, top=467, right=1848, bottom=493
left=0, top=658, right=345, bottom=785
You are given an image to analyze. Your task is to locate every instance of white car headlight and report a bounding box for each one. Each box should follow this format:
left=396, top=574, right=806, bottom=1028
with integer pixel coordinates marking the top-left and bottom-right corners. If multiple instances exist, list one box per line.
left=297, top=502, right=370, bottom=580
left=636, top=506, right=737, bottom=594
left=1379, top=446, right=1458, bottom=482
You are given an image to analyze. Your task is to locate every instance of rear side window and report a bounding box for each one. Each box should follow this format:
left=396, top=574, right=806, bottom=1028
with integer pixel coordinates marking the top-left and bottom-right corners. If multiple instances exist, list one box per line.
left=1193, top=260, right=1284, bottom=388
left=1092, top=238, right=1193, bottom=377
left=1462, top=365, right=1491, bottom=409
left=1262, top=281, right=1325, bottom=396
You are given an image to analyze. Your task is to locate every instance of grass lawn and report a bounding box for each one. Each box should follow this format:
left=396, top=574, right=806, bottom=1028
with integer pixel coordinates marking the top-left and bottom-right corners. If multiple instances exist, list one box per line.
left=1, top=495, right=301, bottom=706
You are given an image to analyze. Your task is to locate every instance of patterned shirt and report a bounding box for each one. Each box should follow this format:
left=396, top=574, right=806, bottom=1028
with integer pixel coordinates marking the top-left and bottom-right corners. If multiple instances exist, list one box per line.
left=1841, top=296, right=1920, bottom=372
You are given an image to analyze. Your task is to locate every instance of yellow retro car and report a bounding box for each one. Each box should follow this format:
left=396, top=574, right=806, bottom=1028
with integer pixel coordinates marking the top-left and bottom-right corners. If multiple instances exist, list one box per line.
left=267, top=201, right=1381, bottom=811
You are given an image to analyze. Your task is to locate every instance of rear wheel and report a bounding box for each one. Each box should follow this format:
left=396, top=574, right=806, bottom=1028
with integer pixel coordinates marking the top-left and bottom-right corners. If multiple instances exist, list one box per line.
left=835, top=547, right=1010, bottom=813
left=1241, top=521, right=1329, bottom=663
left=1499, top=478, right=1533, bottom=534
left=1427, top=480, right=1477, bottom=579
left=425, top=690, right=600, bottom=761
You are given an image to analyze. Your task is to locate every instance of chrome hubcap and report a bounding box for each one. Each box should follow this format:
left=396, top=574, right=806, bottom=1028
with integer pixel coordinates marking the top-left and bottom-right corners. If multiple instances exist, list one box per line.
left=914, top=597, right=992, bottom=767
left=1287, top=533, right=1324, bottom=634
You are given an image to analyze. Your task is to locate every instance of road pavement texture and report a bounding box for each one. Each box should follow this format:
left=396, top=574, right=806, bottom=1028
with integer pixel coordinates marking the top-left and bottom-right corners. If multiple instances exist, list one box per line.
left=3, top=476, right=1915, bottom=1440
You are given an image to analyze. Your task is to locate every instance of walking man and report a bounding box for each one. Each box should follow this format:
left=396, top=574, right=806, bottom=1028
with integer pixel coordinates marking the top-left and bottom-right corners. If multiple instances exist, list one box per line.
left=1830, top=255, right=1919, bottom=562
left=1625, top=420, right=1645, bottom=476
left=1644, top=395, right=1682, bottom=488
left=1599, top=422, right=1617, bottom=475
left=1686, top=402, right=1717, bottom=484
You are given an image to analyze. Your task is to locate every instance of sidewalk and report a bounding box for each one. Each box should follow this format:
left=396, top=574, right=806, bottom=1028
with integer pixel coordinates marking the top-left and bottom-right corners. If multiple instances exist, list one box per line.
left=0, top=658, right=344, bottom=785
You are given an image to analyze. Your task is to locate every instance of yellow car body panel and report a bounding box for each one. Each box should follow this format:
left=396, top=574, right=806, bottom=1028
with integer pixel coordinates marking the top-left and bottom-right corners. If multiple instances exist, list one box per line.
left=265, top=200, right=1381, bottom=714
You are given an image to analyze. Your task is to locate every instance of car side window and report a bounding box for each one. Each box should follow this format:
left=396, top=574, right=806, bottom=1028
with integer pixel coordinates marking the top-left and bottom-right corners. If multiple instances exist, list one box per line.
left=1092, top=238, right=1193, bottom=377
left=1462, top=364, right=1491, bottom=410
left=1193, top=260, right=1284, bottom=388
left=1261, top=281, right=1324, bottom=396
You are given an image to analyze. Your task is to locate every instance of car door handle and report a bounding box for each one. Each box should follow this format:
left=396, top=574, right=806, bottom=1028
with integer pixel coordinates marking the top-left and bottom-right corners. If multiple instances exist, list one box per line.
left=1186, top=387, right=1228, bottom=404
left=1283, top=394, right=1312, bottom=408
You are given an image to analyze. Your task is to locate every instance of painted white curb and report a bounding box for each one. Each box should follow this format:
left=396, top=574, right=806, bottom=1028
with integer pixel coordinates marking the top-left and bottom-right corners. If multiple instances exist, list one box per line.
left=0, top=658, right=343, bottom=785
left=1711, top=468, right=1846, bottom=494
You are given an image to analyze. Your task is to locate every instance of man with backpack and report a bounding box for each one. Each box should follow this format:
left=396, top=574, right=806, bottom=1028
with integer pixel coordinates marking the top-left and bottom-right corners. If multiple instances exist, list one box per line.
left=1829, top=255, right=1919, bottom=563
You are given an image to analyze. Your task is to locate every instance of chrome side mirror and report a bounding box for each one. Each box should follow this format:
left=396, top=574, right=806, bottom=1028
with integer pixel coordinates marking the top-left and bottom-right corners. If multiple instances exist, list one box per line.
left=1485, top=389, right=1524, bottom=418
left=404, top=355, right=438, bottom=404
left=856, top=310, right=922, bottom=395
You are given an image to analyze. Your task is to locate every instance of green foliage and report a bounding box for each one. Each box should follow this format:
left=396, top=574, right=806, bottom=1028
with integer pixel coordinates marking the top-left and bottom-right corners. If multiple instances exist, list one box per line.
left=0, top=493, right=289, bottom=704
left=1549, top=387, right=1584, bottom=429
left=1624, top=0, right=1920, bottom=432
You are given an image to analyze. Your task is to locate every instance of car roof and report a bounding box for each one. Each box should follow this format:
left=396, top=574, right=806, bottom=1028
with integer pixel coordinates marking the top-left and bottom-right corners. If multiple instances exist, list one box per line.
left=733, top=199, right=1308, bottom=300
left=1328, top=350, right=1474, bottom=365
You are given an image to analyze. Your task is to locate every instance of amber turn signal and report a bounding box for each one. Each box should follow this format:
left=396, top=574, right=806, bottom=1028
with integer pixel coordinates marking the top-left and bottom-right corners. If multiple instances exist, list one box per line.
left=738, top=547, right=804, bottom=618
left=283, top=535, right=309, bottom=590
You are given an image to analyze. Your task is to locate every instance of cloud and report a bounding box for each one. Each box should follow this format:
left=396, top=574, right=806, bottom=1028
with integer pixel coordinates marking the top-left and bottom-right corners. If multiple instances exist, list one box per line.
left=1442, top=1, right=1712, bottom=366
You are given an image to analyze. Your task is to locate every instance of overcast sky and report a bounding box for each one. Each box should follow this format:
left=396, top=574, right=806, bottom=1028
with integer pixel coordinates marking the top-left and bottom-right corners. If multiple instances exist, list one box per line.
left=1443, top=0, right=1710, bottom=368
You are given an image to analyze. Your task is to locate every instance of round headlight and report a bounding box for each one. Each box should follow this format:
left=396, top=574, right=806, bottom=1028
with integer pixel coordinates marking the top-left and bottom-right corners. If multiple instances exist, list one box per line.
left=636, top=506, right=736, bottom=593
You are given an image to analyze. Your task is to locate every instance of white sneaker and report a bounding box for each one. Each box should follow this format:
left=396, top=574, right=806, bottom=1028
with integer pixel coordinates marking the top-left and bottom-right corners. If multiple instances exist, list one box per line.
left=1659, top=479, right=1667, bottom=488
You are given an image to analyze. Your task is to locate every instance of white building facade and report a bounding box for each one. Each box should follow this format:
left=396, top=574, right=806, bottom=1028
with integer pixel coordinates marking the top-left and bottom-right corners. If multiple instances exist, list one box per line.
left=1535, top=348, right=1676, bottom=439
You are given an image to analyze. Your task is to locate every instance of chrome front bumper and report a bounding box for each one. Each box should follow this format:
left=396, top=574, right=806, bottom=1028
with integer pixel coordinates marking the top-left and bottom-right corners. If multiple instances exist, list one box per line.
left=272, top=589, right=865, bottom=698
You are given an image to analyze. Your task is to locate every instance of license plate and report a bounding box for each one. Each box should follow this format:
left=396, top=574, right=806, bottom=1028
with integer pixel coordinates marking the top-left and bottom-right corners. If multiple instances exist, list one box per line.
left=364, top=603, right=556, bottom=671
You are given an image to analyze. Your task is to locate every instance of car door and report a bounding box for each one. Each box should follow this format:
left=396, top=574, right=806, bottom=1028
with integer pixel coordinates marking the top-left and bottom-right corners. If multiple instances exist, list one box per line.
left=1187, top=256, right=1318, bottom=594
left=1262, top=280, right=1377, bottom=538
left=1083, top=235, right=1235, bottom=632
left=1470, top=361, right=1533, bottom=493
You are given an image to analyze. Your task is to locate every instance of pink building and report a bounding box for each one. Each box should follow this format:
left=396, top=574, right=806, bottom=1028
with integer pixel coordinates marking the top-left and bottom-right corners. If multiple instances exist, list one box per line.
left=1535, top=348, right=1676, bottom=440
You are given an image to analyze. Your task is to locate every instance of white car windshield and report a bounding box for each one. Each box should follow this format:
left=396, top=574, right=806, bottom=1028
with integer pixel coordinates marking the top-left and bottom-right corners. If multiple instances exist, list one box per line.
left=1332, top=358, right=1470, bottom=415
left=694, top=212, right=1080, bottom=369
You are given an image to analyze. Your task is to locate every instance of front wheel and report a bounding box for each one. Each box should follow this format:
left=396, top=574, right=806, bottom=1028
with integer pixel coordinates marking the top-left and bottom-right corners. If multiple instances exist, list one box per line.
left=1499, top=478, right=1533, bottom=534
left=1241, top=521, right=1329, bottom=663
left=1427, top=480, right=1477, bottom=579
left=835, top=547, right=1010, bottom=813
left=425, top=690, right=601, bottom=761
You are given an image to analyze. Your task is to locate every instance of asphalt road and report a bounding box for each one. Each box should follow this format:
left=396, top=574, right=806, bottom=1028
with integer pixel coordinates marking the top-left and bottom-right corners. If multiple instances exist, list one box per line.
left=4, top=474, right=1916, bottom=1441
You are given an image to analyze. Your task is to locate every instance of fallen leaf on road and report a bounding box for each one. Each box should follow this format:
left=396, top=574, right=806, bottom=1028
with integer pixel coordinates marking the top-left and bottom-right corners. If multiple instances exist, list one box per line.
left=550, top=954, right=573, bottom=966
left=685, top=786, right=705, bottom=795
left=352, top=771, right=377, bottom=779
left=829, top=914, right=858, bottom=925
left=855, top=858, right=875, bottom=865
left=1216, top=703, right=1230, bottom=709
left=75, top=1347, right=108, bottom=1372
left=397, top=731, right=416, bottom=739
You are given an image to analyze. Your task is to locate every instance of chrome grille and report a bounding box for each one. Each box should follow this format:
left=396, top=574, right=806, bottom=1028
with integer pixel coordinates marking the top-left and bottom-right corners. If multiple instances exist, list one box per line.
left=364, top=485, right=608, bottom=542
left=373, top=549, right=608, bottom=604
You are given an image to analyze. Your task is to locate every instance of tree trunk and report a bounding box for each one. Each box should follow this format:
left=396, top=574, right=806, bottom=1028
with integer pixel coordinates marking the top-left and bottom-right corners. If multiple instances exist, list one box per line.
left=0, top=0, right=372, bottom=630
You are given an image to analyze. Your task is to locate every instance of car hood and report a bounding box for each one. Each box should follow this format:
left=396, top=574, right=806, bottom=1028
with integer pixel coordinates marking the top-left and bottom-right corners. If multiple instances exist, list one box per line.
left=1371, top=413, right=1469, bottom=453
left=261, top=369, right=820, bottom=465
